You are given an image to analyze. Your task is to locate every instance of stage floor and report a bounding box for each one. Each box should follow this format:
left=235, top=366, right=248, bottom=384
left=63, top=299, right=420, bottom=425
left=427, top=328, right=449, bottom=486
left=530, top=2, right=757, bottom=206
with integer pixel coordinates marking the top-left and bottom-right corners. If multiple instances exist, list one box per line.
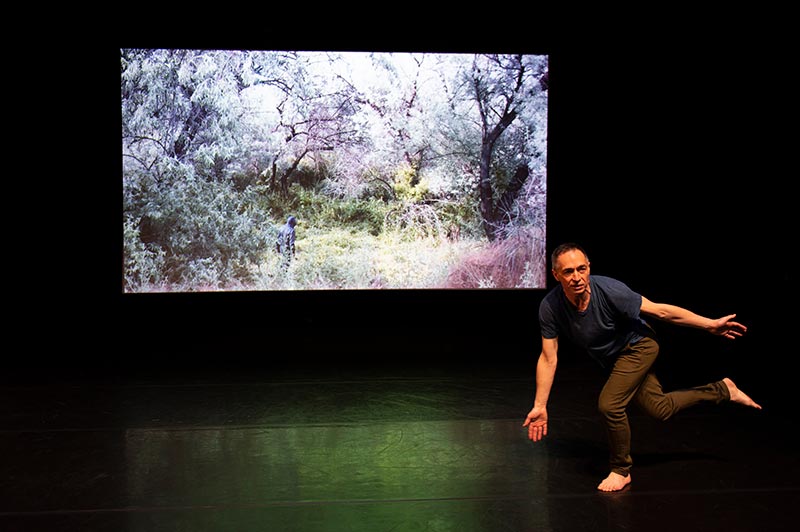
left=1, top=360, right=796, bottom=531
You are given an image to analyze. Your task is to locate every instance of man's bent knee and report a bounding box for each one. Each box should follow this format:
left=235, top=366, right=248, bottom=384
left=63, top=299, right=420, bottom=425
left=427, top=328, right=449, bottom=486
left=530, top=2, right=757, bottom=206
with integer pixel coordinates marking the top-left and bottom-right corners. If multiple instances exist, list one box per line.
left=598, top=398, right=626, bottom=422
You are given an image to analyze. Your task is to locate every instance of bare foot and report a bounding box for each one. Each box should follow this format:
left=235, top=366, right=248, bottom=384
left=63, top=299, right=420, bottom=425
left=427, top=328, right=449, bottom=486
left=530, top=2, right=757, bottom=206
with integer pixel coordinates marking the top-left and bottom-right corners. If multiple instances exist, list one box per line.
left=597, top=472, right=631, bottom=492
left=722, top=378, right=762, bottom=410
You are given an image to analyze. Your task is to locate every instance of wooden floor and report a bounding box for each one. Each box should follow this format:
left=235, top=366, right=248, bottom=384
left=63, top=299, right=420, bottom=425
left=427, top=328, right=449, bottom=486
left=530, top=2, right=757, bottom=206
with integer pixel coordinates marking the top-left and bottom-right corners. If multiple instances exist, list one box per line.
left=1, top=357, right=796, bottom=532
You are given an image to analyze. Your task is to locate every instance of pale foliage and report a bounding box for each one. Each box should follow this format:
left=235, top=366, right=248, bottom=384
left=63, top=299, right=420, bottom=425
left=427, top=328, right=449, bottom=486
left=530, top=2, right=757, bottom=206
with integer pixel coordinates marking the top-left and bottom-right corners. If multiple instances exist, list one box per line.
left=121, top=49, right=548, bottom=292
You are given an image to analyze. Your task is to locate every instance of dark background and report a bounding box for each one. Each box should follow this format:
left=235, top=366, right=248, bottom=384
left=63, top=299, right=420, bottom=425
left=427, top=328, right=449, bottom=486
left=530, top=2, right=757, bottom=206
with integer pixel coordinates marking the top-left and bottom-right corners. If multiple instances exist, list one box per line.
left=19, top=21, right=789, bottom=411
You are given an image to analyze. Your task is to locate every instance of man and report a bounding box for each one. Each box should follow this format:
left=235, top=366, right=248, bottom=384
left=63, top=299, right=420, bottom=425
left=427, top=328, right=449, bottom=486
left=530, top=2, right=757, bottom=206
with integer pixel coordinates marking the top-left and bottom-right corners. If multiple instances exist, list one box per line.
left=522, top=242, right=761, bottom=492
left=275, top=215, right=297, bottom=264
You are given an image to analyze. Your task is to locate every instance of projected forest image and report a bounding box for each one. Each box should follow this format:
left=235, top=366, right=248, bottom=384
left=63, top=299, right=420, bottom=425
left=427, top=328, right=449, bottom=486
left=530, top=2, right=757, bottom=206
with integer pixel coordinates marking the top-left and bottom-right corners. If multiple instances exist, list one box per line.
left=122, top=49, right=548, bottom=292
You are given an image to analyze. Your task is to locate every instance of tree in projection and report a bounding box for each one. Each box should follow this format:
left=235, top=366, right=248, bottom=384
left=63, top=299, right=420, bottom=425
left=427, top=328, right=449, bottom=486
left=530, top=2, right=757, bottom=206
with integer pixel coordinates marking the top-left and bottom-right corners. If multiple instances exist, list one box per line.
left=460, top=54, right=549, bottom=241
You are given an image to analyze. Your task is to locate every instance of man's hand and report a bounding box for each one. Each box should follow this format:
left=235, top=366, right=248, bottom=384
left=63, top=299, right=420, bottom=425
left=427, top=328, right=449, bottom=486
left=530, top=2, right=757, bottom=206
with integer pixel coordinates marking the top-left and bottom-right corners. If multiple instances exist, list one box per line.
left=710, top=314, right=747, bottom=340
left=523, top=406, right=549, bottom=442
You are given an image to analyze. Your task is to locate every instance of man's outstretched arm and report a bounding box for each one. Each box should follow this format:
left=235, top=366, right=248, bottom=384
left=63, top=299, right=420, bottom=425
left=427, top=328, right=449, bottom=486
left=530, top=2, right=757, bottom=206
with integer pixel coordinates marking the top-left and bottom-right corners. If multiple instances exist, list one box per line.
left=523, top=336, right=558, bottom=442
left=640, top=297, right=747, bottom=339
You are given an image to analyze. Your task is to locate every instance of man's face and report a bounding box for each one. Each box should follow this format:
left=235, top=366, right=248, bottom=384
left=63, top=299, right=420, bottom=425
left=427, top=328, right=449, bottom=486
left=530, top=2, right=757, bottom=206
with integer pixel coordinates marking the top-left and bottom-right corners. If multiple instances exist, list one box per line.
left=552, top=249, right=590, bottom=298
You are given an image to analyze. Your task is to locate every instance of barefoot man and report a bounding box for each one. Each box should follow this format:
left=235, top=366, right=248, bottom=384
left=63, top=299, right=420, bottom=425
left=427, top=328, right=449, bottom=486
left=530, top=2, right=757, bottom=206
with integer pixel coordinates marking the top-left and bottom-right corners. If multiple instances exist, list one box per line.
left=523, top=243, right=761, bottom=492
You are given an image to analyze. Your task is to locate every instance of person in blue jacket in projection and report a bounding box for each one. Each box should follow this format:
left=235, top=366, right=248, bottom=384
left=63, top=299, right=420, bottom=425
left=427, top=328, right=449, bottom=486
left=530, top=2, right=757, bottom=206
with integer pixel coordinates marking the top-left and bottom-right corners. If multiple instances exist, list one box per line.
left=275, top=215, right=298, bottom=266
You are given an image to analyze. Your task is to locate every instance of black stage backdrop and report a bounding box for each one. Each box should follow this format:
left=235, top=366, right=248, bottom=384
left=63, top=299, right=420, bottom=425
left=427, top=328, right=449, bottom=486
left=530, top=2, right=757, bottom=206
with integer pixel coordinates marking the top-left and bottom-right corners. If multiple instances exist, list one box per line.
left=18, top=22, right=789, bottom=411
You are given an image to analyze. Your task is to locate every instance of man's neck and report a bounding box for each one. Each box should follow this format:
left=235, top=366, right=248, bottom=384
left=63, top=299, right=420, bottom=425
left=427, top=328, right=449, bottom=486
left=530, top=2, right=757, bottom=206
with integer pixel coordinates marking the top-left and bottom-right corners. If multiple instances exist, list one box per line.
left=574, top=292, right=590, bottom=312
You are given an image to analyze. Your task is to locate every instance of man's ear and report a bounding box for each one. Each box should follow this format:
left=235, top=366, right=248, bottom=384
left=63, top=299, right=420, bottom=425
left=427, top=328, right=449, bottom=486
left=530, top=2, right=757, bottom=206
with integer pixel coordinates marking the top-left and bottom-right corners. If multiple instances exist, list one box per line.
left=551, top=269, right=558, bottom=281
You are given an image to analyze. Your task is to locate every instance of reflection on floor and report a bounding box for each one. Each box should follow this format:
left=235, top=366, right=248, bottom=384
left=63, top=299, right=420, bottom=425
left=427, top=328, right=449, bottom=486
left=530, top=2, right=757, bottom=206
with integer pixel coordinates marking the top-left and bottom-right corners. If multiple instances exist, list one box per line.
left=1, top=360, right=796, bottom=531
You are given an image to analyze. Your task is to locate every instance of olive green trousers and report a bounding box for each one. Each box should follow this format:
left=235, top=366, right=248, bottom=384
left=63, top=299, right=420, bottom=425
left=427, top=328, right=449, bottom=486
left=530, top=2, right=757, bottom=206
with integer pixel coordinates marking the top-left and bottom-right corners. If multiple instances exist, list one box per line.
left=598, top=336, right=730, bottom=477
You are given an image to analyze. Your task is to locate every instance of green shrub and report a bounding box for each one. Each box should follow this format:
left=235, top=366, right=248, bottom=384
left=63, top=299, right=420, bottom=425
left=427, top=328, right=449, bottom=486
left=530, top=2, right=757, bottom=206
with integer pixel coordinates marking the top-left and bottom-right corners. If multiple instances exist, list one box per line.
left=123, top=218, right=167, bottom=290
left=123, top=163, right=272, bottom=292
left=392, top=163, right=430, bottom=203
left=293, top=189, right=388, bottom=236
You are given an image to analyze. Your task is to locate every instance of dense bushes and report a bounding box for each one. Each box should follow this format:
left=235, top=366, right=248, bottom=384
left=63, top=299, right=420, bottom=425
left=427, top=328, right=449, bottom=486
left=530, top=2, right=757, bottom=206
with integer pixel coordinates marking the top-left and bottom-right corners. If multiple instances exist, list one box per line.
left=123, top=164, right=272, bottom=292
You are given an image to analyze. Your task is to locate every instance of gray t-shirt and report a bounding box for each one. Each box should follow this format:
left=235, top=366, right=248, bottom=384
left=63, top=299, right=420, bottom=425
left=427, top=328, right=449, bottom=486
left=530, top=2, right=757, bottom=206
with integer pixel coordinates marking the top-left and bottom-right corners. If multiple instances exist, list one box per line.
left=539, top=275, right=653, bottom=367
